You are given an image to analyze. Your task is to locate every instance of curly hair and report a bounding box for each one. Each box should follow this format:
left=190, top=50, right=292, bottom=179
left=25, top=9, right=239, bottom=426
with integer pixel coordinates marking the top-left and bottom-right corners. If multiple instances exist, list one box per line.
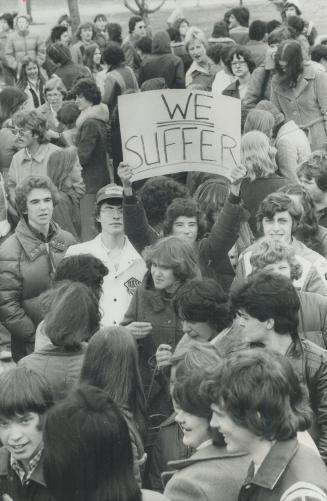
left=15, top=176, right=60, bottom=216
left=225, top=45, right=256, bottom=75
left=173, top=278, right=232, bottom=333
left=297, top=150, right=327, bottom=192
left=163, top=198, right=207, bottom=240
left=202, top=349, right=312, bottom=441
left=249, top=237, right=302, bottom=280
left=256, top=192, right=302, bottom=235
left=71, top=78, right=101, bottom=105
left=241, top=130, right=277, bottom=181
left=139, top=176, right=189, bottom=229
left=102, top=42, right=125, bottom=66
left=74, top=22, right=94, bottom=42
left=12, top=110, right=48, bottom=144
left=143, top=236, right=199, bottom=283
left=171, top=17, right=190, bottom=43
left=279, top=184, right=323, bottom=254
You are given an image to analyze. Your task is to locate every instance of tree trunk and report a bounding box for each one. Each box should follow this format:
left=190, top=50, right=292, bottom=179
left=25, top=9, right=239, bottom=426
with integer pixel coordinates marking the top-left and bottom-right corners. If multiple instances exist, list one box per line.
left=67, top=0, right=81, bottom=33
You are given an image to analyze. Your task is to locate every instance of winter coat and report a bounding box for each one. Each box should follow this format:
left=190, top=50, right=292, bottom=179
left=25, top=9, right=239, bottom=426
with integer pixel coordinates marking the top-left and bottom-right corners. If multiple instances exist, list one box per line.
left=0, top=448, right=54, bottom=501
left=245, top=40, right=268, bottom=67
left=121, top=272, right=184, bottom=418
left=138, top=32, right=185, bottom=89
left=239, top=438, right=327, bottom=501
left=75, top=103, right=110, bottom=193
left=240, top=175, right=289, bottom=235
left=236, top=238, right=327, bottom=296
left=222, top=79, right=241, bottom=99
left=122, top=34, right=142, bottom=77
left=18, top=344, right=86, bottom=400
left=146, top=412, right=192, bottom=492
left=70, top=40, right=93, bottom=65
left=54, top=61, right=91, bottom=90
left=229, top=26, right=250, bottom=45
left=0, top=218, right=76, bottom=361
left=242, top=65, right=273, bottom=113
left=275, top=120, right=311, bottom=183
left=170, top=42, right=192, bottom=73
left=270, top=64, right=327, bottom=150
left=163, top=444, right=250, bottom=501
left=185, top=60, right=216, bottom=90
left=5, top=29, right=46, bottom=70
left=102, top=63, right=139, bottom=116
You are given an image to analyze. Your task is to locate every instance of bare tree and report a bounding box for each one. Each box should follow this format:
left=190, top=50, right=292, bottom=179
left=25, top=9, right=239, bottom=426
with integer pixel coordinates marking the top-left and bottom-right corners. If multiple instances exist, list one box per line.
left=67, top=0, right=81, bottom=33
left=123, top=0, right=168, bottom=26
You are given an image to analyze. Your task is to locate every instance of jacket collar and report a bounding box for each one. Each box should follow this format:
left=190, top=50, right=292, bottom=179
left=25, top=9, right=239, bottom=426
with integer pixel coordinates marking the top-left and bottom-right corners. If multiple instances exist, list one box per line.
left=273, top=63, right=318, bottom=98
left=15, top=218, right=66, bottom=260
left=247, top=438, right=298, bottom=489
left=0, top=447, right=47, bottom=487
left=21, top=143, right=50, bottom=164
left=168, top=444, right=247, bottom=470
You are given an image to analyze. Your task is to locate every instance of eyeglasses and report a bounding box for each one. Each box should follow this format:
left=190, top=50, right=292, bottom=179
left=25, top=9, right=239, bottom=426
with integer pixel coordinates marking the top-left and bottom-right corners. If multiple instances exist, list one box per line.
left=9, top=127, right=30, bottom=136
left=231, top=60, right=247, bottom=67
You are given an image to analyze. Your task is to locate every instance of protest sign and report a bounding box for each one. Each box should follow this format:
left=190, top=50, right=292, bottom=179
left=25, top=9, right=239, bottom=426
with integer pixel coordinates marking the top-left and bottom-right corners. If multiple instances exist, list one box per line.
left=118, top=89, right=241, bottom=182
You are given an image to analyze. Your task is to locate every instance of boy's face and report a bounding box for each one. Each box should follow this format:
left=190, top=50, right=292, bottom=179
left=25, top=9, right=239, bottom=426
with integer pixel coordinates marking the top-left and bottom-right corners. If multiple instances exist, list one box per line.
left=0, top=413, right=43, bottom=463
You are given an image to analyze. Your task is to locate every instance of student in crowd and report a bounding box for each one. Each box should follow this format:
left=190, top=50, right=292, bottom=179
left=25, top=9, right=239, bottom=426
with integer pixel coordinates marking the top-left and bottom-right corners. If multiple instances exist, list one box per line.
left=138, top=31, right=185, bottom=89
left=184, top=27, right=217, bottom=90
left=243, top=109, right=275, bottom=138
left=298, top=151, right=327, bottom=228
left=5, top=15, right=46, bottom=79
left=38, top=77, right=67, bottom=142
left=93, top=13, right=110, bottom=54
left=222, top=45, right=255, bottom=100
left=7, top=110, right=60, bottom=208
left=18, top=280, right=100, bottom=400
left=169, top=17, right=192, bottom=72
left=0, top=367, right=54, bottom=501
left=0, top=176, right=76, bottom=361
left=70, top=21, right=95, bottom=65
left=121, top=236, right=199, bottom=420
left=122, top=15, right=147, bottom=77
left=245, top=20, right=268, bottom=67
left=80, top=326, right=147, bottom=485
left=71, top=78, right=110, bottom=240
left=227, top=7, right=250, bottom=45
left=271, top=40, right=327, bottom=150
left=255, top=99, right=311, bottom=183
left=311, top=44, right=327, bottom=71
left=163, top=345, right=250, bottom=501
left=230, top=271, right=327, bottom=464
left=66, top=183, right=146, bottom=326
left=205, top=349, right=327, bottom=499
left=16, top=56, right=46, bottom=110
left=48, top=43, right=91, bottom=90
left=236, top=192, right=327, bottom=295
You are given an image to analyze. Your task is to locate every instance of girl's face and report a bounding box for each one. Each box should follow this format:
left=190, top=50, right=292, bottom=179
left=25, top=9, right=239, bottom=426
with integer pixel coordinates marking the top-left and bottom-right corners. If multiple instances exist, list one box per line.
left=17, top=17, right=29, bottom=32
left=81, top=27, right=93, bottom=43
left=46, top=89, right=63, bottom=110
left=93, top=48, right=102, bottom=66
left=188, top=40, right=207, bottom=65
left=0, top=19, right=10, bottom=32
left=70, top=157, right=83, bottom=183
left=285, top=6, right=298, bottom=18
left=179, top=21, right=189, bottom=38
left=25, top=62, right=39, bottom=80
left=151, top=262, right=177, bottom=292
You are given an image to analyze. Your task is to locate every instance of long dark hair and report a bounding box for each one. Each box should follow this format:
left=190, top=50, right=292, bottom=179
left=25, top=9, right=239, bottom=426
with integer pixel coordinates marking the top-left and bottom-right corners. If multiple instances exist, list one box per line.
left=80, top=327, right=147, bottom=438
left=275, top=40, right=303, bottom=88
left=43, top=385, right=142, bottom=501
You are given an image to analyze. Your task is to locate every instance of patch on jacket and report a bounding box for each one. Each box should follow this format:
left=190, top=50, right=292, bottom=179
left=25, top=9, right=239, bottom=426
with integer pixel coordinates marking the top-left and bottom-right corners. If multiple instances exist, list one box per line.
left=281, top=482, right=327, bottom=501
left=124, top=277, right=142, bottom=295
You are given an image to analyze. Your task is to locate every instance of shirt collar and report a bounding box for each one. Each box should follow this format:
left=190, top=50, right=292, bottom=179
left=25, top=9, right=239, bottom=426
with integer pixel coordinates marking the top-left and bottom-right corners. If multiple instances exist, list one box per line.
left=10, top=446, right=44, bottom=486
left=246, top=438, right=298, bottom=490
left=22, top=143, right=49, bottom=163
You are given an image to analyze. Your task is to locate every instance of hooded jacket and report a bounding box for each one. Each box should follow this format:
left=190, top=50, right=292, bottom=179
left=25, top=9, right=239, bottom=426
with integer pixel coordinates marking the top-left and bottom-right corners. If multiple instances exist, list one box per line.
left=75, top=103, right=110, bottom=193
left=138, top=31, right=185, bottom=89
left=0, top=218, right=76, bottom=361
left=5, top=29, right=45, bottom=70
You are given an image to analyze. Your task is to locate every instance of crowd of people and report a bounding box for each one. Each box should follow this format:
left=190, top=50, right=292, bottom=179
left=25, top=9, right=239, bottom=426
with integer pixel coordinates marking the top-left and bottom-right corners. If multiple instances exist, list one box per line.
left=0, top=0, right=327, bottom=499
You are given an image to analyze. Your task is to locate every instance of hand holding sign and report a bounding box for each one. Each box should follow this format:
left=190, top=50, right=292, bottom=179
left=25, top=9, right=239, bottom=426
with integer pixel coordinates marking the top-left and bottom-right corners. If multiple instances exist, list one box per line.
left=118, top=90, right=241, bottom=182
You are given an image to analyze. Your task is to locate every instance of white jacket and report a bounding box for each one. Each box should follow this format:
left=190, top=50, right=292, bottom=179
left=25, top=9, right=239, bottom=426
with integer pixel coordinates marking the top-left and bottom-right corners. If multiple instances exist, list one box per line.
left=66, top=234, right=146, bottom=326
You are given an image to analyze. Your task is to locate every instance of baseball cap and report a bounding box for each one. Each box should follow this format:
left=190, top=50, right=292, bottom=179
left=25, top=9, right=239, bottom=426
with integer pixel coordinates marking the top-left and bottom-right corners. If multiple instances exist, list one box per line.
left=96, top=184, right=124, bottom=205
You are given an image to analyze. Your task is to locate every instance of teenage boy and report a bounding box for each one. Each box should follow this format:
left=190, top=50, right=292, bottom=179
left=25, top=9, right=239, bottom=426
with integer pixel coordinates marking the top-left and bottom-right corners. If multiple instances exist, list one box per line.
left=298, top=151, right=327, bottom=228
left=122, top=16, right=146, bottom=76
left=230, top=271, right=327, bottom=464
left=0, top=367, right=54, bottom=501
left=66, top=183, right=146, bottom=326
left=204, top=349, right=327, bottom=500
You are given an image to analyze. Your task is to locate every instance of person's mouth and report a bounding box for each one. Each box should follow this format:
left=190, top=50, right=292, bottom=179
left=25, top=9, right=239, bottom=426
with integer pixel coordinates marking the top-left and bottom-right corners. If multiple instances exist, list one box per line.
left=9, top=443, right=28, bottom=452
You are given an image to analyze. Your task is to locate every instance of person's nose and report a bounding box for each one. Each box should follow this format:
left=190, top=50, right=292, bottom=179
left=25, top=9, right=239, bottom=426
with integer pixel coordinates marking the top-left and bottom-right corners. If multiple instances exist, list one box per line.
left=8, top=424, right=24, bottom=442
left=175, top=409, right=185, bottom=425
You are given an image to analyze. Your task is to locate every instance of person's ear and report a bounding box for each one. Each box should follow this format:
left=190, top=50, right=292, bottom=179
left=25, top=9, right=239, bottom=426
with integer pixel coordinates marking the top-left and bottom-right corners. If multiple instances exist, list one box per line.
left=266, top=318, right=275, bottom=331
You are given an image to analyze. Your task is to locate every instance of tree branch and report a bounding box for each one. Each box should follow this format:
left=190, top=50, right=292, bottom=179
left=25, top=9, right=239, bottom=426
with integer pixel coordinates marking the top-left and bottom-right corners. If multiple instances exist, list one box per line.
left=146, top=0, right=167, bottom=13
left=123, top=0, right=140, bottom=15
